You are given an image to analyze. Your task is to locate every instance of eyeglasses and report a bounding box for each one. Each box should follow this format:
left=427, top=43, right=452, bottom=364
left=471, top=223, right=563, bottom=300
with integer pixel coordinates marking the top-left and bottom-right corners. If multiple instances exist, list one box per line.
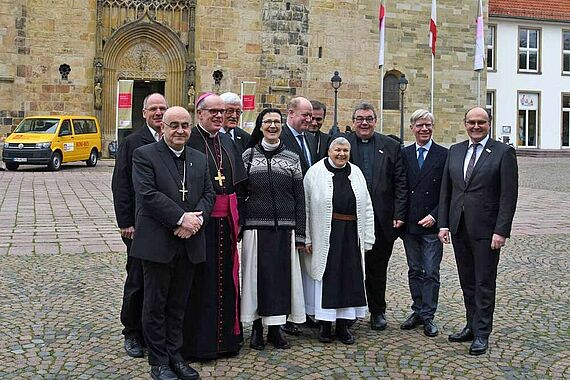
left=225, top=109, right=242, bottom=116
left=353, top=116, right=376, bottom=124
left=163, top=121, right=191, bottom=130
left=465, top=120, right=489, bottom=126
left=262, top=119, right=282, bottom=127
left=414, top=123, right=433, bottom=129
left=201, top=109, right=225, bottom=116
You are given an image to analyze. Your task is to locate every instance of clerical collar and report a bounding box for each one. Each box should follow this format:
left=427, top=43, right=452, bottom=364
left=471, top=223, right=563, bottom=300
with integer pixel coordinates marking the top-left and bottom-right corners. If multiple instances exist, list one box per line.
left=197, top=124, right=218, bottom=138
left=360, top=138, right=370, bottom=143
left=167, top=145, right=185, bottom=157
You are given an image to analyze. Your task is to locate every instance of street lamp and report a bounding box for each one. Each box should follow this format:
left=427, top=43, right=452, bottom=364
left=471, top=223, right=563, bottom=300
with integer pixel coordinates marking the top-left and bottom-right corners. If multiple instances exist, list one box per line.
left=398, top=74, right=409, bottom=145
left=330, top=71, right=342, bottom=134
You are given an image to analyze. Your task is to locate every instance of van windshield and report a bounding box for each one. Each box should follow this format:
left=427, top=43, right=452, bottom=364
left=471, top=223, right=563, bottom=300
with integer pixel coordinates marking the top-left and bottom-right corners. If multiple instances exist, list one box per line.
left=14, top=119, right=60, bottom=134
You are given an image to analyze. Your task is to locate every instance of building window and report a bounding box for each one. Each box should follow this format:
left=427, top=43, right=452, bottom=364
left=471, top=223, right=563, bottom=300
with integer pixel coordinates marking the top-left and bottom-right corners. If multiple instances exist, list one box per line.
left=518, top=28, right=540, bottom=72
left=563, top=30, right=570, bottom=74
left=487, top=25, right=496, bottom=71
left=561, top=94, right=570, bottom=148
left=486, top=90, right=495, bottom=138
left=383, top=71, right=401, bottom=110
left=517, top=93, right=539, bottom=147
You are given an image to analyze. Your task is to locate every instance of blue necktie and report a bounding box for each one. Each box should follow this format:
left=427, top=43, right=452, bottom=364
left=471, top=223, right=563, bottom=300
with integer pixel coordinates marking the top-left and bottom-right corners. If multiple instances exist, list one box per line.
left=417, top=147, right=426, bottom=169
left=297, top=134, right=311, bottom=165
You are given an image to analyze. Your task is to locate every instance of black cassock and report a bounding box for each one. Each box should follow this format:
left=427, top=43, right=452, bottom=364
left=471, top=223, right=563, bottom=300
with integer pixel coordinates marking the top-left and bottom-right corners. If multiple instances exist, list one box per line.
left=182, top=127, right=247, bottom=361
left=321, top=159, right=366, bottom=309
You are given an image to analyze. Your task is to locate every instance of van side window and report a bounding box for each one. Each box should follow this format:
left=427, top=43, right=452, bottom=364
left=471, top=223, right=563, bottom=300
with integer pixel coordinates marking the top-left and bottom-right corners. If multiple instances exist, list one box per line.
left=73, top=120, right=85, bottom=135
left=85, top=119, right=97, bottom=134
left=59, top=120, right=72, bottom=136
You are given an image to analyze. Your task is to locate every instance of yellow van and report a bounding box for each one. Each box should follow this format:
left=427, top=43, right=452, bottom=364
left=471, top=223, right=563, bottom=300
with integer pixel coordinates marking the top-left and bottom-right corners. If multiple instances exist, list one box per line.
left=2, top=116, right=102, bottom=171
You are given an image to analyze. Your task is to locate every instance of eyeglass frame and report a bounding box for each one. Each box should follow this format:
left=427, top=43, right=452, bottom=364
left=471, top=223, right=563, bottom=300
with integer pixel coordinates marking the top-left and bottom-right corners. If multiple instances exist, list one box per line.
left=199, top=108, right=225, bottom=116
left=353, top=116, right=376, bottom=124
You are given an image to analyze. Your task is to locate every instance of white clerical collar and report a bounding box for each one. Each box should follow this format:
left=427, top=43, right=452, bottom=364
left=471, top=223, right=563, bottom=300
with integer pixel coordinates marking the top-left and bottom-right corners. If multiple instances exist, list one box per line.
left=167, top=145, right=185, bottom=157
left=416, top=139, right=433, bottom=151
left=198, top=124, right=218, bottom=138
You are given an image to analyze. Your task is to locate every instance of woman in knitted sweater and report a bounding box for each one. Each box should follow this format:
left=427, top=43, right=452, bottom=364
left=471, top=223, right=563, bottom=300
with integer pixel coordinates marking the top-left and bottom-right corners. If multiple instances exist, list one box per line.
left=240, top=108, right=306, bottom=350
left=302, top=137, right=375, bottom=344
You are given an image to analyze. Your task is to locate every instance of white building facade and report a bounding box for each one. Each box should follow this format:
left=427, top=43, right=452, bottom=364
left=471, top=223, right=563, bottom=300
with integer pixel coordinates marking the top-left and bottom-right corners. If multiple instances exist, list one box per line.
left=487, top=12, right=570, bottom=150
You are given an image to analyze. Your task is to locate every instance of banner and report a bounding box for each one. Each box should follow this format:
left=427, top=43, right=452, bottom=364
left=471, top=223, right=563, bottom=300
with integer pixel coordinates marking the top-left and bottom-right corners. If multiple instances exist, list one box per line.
left=474, top=0, right=485, bottom=71
left=429, top=0, right=437, bottom=56
left=116, top=80, right=134, bottom=130
left=378, top=1, right=386, bottom=68
left=240, top=81, right=257, bottom=134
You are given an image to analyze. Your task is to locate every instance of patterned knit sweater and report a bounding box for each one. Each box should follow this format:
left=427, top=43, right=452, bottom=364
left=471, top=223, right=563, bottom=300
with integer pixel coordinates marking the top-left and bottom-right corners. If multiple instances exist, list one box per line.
left=242, top=143, right=306, bottom=244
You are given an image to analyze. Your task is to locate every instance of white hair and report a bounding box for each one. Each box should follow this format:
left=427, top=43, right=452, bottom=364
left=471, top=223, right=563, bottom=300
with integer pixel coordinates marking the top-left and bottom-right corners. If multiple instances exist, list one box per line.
left=220, top=92, right=242, bottom=107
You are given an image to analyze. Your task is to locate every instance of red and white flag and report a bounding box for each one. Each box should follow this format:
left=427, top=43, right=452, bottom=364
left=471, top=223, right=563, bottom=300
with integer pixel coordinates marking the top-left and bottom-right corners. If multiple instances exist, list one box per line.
left=474, top=0, right=485, bottom=71
left=378, top=1, right=386, bottom=67
left=429, top=0, right=437, bottom=56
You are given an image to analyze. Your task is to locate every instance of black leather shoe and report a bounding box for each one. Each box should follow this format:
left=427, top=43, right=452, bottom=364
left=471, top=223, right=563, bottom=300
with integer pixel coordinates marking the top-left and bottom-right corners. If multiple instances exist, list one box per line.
left=370, top=312, right=387, bottom=331
left=267, top=325, right=291, bottom=349
left=448, top=326, right=474, bottom=342
left=335, top=320, right=355, bottom=345
left=172, top=362, right=200, bottom=380
left=469, top=336, right=489, bottom=355
left=124, top=337, right=144, bottom=358
left=150, top=365, right=179, bottom=380
left=318, top=321, right=333, bottom=343
left=303, top=315, right=320, bottom=329
left=423, top=319, right=439, bottom=337
left=400, top=313, right=423, bottom=330
left=281, top=321, right=301, bottom=336
left=250, top=320, right=265, bottom=350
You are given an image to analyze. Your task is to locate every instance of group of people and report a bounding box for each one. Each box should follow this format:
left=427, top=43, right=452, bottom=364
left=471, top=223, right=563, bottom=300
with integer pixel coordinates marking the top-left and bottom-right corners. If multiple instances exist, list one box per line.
left=112, top=92, right=518, bottom=380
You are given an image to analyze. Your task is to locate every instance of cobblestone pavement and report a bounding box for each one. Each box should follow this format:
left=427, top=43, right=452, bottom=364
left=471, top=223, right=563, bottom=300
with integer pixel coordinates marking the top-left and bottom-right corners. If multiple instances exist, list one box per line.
left=0, top=157, right=569, bottom=379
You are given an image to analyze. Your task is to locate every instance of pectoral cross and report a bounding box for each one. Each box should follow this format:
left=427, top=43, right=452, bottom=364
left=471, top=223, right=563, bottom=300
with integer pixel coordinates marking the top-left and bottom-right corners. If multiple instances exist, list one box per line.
left=179, top=181, right=188, bottom=201
left=214, top=170, right=225, bottom=187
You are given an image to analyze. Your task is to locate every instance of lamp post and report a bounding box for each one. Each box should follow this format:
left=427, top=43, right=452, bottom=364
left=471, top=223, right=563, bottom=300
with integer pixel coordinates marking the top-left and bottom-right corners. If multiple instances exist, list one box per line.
left=330, top=71, right=342, bottom=134
left=398, top=74, right=409, bottom=146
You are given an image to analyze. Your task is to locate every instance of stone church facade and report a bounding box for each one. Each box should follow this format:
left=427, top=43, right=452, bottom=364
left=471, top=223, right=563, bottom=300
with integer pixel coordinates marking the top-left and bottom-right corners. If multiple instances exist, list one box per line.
left=0, top=0, right=484, bottom=152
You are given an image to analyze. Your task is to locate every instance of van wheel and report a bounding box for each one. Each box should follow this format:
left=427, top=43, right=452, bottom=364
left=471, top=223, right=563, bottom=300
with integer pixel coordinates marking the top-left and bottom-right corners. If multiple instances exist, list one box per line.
left=5, top=162, right=19, bottom=171
left=48, top=151, right=62, bottom=171
left=86, top=148, right=98, bottom=167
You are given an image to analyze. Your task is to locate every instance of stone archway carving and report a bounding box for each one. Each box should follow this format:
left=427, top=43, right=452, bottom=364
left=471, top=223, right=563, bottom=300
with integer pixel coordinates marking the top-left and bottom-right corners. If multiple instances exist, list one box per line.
left=100, top=12, right=186, bottom=143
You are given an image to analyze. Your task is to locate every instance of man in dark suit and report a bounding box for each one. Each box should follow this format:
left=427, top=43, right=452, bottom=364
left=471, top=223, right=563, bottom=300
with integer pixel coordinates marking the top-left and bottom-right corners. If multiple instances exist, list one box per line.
left=308, top=100, right=330, bottom=161
left=220, top=92, right=251, bottom=155
left=438, top=106, right=518, bottom=356
left=281, top=96, right=317, bottom=175
left=131, top=106, right=215, bottom=380
left=111, top=92, right=167, bottom=357
left=346, top=102, right=408, bottom=331
left=400, top=109, right=448, bottom=338
left=279, top=96, right=317, bottom=335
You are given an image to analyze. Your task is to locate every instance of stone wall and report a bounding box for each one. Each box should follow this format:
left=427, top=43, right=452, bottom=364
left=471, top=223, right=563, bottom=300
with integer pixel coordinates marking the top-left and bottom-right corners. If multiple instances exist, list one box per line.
left=1, top=0, right=485, bottom=144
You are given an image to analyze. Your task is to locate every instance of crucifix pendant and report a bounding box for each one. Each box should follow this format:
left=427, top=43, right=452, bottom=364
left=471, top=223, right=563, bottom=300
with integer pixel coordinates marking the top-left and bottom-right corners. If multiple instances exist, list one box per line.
left=214, top=170, right=225, bottom=187
left=179, top=182, right=188, bottom=201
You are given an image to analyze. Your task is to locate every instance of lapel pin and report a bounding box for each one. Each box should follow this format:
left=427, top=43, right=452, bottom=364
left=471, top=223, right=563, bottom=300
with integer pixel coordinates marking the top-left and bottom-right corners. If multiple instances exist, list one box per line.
left=379, top=149, right=384, bottom=154
left=189, top=162, right=193, bottom=167
left=486, top=148, right=491, bottom=153
left=237, top=136, right=242, bottom=140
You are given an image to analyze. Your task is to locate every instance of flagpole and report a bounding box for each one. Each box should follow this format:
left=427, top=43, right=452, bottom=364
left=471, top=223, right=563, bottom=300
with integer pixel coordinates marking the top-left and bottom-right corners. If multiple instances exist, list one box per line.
left=477, top=71, right=481, bottom=105
left=380, top=65, right=384, bottom=133
left=431, top=54, right=434, bottom=114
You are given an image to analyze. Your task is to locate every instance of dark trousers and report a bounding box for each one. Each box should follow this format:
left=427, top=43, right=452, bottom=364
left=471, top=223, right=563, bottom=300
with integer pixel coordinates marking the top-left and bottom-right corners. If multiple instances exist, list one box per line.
left=142, top=253, right=195, bottom=366
left=365, top=234, right=396, bottom=314
left=401, top=232, right=443, bottom=320
left=120, top=237, right=144, bottom=340
left=452, top=217, right=500, bottom=338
